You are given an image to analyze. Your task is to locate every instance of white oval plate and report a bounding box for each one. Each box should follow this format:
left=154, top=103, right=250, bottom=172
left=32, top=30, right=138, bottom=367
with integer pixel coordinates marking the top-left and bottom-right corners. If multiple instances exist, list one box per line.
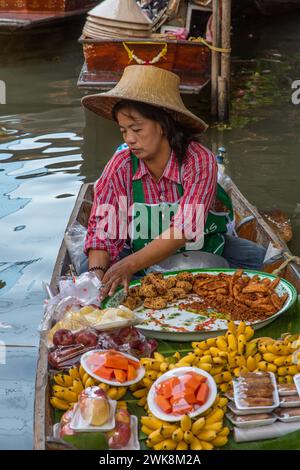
left=103, top=269, right=297, bottom=342
left=80, top=349, right=145, bottom=387
left=147, top=366, right=217, bottom=422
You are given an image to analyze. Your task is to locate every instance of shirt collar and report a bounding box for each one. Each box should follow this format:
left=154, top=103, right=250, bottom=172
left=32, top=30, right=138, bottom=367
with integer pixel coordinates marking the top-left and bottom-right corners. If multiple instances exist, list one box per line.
left=132, top=150, right=181, bottom=184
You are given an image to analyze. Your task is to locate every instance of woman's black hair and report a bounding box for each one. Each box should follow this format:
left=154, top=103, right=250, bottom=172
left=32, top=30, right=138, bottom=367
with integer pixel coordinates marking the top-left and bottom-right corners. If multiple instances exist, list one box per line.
left=112, top=100, right=200, bottom=165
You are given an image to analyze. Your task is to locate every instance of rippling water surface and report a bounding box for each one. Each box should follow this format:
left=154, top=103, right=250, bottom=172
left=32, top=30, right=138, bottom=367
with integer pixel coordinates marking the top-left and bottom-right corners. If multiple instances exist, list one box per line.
left=0, top=12, right=300, bottom=449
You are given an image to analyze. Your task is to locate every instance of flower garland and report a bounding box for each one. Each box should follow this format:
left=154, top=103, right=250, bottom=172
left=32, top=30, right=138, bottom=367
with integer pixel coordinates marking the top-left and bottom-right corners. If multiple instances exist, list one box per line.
left=122, top=42, right=168, bottom=65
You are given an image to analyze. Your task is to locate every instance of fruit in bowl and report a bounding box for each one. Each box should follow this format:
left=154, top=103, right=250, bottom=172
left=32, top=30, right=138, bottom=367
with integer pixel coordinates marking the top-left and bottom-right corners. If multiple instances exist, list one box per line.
left=79, top=386, right=110, bottom=426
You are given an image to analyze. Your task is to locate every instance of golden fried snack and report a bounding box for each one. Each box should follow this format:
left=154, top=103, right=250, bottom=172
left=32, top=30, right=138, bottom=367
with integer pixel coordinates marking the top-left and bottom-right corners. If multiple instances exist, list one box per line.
left=150, top=277, right=168, bottom=295
left=140, top=284, right=158, bottom=298
left=176, top=272, right=194, bottom=283
left=241, top=397, right=274, bottom=407
left=165, top=277, right=177, bottom=289
left=122, top=296, right=142, bottom=310
left=176, top=280, right=193, bottom=293
left=205, top=280, right=229, bottom=291
left=144, top=297, right=168, bottom=310
left=170, top=287, right=187, bottom=300
left=162, top=291, right=175, bottom=302
left=242, top=283, right=269, bottom=294
left=141, top=272, right=163, bottom=286
left=128, top=286, right=141, bottom=297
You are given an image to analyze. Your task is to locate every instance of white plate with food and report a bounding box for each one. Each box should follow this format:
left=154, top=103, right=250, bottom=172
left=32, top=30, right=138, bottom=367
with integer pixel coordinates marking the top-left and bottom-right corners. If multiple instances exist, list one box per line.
left=81, top=349, right=145, bottom=386
left=147, top=367, right=217, bottom=422
left=103, top=269, right=297, bottom=341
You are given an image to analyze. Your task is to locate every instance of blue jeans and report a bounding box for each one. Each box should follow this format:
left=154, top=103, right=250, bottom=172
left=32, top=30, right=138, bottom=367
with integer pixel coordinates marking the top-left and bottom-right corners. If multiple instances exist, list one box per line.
left=80, top=236, right=266, bottom=274
left=222, top=235, right=266, bottom=270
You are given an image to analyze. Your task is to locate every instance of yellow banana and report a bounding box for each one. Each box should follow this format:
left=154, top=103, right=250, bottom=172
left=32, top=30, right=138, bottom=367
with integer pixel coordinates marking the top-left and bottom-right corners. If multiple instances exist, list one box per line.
left=82, top=373, right=90, bottom=387
left=132, top=388, right=148, bottom=398
left=116, top=387, right=127, bottom=400
left=218, top=427, right=230, bottom=437
left=53, top=373, right=73, bottom=387
left=183, top=430, right=196, bottom=444
left=199, top=363, right=212, bottom=372
left=180, top=415, right=192, bottom=432
left=246, top=356, right=257, bottom=372
left=228, top=334, right=238, bottom=352
left=50, top=397, right=69, bottom=410
left=107, top=387, right=118, bottom=400
left=219, top=383, right=229, bottom=393
left=141, top=416, right=165, bottom=429
left=190, top=437, right=203, bottom=450
left=236, top=355, right=246, bottom=367
left=69, top=366, right=80, bottom=380
left=206, top=408, right=224, bottom=424
left=227, top=321, right=237, bottom=336
left=141, top=425, right=153, bottom=436
left=191, top=417, right=206, bottom=434
left=212, top=436, right=228, bottom=447
left=160, top=362, right=169, bottom=373
left=245, top=342, right=257, bottom=358
left=206, top=338, right=217, bottom=347
left=160, top=425, right=178, bottom=438
left=263, top=353, right=277, bottom=363
left=237, top=321, right=246, bottom=336
left=160, top=439, right=177, bottom=450
left=71, top=378, right=84, bottom=395
left=244, top=326, right=255, bottom=341
left=176, top=441, right=188, bottom=450
left=85, top=377, right=97, bottom=388
left=79, top=365, right=86, bottom=380
left=203, top=421, right=223, bottom=432
left=148, top=428, right=164, bottom=445
left=196, top=430, right=217, bottom=442
left=216, top=336, right=228, bottom=352
left=138, top=396, right=147, bottom=407
left=238, top=334, right=246, bottom=355
left=199, top=355, right=212, bottom=364
left=210, top=347, right=220, bottom=357
left=99, top=382, right=110, bottom=392
left=199, top=440, right=214, bottom=450
left=172, top=428, right=184, bottom=443
left=266, top=363, right=277, bottom=373
left=153, top=352, right=165, bottom=362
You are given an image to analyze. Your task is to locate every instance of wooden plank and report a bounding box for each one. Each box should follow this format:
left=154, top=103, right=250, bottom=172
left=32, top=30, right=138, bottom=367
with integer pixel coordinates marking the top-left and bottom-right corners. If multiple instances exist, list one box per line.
left=211, top=0, right=220, bottom=117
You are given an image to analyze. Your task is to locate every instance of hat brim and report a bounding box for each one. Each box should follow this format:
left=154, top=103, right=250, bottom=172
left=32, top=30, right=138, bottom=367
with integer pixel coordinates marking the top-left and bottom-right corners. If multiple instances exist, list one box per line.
left=82, top=93, right=208, bottom=135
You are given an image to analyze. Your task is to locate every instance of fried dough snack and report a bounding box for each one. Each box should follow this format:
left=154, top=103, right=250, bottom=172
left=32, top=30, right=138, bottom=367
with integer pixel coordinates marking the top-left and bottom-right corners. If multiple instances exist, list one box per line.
left=144, top=297, right=167, bottom=310
left=192, top=270, right=287, bottom=322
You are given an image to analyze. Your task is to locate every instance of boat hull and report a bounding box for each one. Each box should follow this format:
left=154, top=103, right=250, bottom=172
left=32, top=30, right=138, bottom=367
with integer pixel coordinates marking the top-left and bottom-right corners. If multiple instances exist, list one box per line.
left=78, top=37, right=211, bottom=94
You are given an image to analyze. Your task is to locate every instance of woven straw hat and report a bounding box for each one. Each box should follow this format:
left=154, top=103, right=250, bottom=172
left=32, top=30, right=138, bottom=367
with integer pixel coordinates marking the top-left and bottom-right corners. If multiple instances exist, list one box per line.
left=88, top=0, right=151, bottom=26
left=82, top=65, right=208, bottom=134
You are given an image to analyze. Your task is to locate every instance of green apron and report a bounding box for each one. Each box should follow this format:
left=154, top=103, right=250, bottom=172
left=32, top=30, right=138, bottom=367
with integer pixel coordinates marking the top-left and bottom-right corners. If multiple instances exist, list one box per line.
left=130, top=152, right=233, bottom=256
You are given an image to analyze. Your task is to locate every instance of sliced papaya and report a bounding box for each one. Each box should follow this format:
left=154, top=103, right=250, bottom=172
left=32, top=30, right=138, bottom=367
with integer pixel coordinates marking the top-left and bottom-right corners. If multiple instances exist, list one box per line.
left=155, top=394, right=172, bottom=413
left=114, top=369, right=127, bottom=383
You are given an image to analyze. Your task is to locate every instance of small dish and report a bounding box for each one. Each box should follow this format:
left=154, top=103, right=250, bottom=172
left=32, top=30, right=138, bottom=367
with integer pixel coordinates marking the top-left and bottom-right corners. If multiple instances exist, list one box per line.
left=70, top=400, right=117, bottom=432
left=147, top=366, right=217, bottom=422
left=81, top=349, right=145, bottom=386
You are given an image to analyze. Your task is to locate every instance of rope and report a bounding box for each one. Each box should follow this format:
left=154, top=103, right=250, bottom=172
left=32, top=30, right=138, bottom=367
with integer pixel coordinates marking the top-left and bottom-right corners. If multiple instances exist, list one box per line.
left=272, top=252, right=300, bottom=276
left=122, top=42, right=168, bottom=65
left=188, top=36, right=231, bottom=53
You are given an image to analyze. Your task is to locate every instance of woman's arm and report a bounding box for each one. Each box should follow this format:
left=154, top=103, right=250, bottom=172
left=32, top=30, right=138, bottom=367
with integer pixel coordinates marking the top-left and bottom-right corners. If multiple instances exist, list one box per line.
left=88, top=249, right=111, bottom=281
left=101, top=227, right=186, bottom=297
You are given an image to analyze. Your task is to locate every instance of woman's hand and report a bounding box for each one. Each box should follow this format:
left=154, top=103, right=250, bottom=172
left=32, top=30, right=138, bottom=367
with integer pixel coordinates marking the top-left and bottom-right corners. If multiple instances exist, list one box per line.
left=100, top=256, right=137, bottom=299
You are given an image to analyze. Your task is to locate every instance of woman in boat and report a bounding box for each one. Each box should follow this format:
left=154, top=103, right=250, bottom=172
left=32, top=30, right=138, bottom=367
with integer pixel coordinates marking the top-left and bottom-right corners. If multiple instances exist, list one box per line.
left=81, top=65, right=266, bottom=297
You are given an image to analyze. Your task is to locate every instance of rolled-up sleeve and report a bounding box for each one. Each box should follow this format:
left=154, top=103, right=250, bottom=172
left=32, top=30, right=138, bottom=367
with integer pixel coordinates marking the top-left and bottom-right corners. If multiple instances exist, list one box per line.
left=84, top=153, right=127, bottom=261
left=171, top=144, right=217, bottom=241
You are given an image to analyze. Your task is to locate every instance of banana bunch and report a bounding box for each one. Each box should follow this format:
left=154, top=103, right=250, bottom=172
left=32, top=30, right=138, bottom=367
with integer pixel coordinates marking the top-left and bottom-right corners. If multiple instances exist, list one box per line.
left=141, top=395, right=229, bottom=450
left=256, top=334, right=300, bottom=383
left=50, top=365, right=127, bottom=411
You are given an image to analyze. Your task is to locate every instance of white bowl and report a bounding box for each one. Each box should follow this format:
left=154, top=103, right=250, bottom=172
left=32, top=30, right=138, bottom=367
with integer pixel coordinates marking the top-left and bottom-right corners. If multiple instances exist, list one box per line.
left=81, top=349, right=145, bottom=386
left=147, top=366, right=217, bottom=422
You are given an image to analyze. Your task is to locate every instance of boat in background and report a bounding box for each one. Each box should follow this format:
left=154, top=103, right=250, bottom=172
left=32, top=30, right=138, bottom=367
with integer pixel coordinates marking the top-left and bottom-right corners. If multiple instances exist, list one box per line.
left=0, top=0, right=97, bottom=32
left=77, top=0, right=213, bottom=94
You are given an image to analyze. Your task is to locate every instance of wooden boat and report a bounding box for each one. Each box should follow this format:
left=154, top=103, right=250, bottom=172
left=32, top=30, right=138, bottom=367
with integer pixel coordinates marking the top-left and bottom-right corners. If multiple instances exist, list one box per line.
left=0, top=0, right=97, bottom=32
left=33, top=175, right=300, bottom=449
left=254, top=0, right=300, bottom=15
left=77, top=0, right=213, bottom=93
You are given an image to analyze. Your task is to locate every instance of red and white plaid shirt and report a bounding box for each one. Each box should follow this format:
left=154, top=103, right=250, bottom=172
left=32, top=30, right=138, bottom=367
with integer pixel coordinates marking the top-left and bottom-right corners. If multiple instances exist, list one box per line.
left=84, top=141, right=217, bottom=261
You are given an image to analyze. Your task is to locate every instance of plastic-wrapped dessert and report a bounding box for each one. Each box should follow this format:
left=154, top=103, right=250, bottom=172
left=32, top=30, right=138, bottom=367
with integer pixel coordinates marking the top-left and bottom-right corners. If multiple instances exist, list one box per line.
left=79, top=386, right=110, bottom=426
left=275, top=407, right=300, bottom=422
left=280, top=395, right=300, bottom=407
left=277, top=383, right=297, bottom=396
left=233, top=372, right=279, bottom=410
left=226, top=411, right=277, bottom=428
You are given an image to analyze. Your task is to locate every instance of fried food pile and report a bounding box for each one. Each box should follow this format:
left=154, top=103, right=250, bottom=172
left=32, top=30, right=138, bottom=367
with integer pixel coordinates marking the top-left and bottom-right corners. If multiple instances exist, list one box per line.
left=121, top=269, right=288, bottom=323
left=192, top=269, right=288, bottom=322
left=122, top=272, right=193, bottom=311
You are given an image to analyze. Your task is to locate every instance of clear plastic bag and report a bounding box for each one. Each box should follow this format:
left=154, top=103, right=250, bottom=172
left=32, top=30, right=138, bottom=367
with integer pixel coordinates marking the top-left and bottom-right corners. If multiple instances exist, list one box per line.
left=64, top=221, right=87, bottom=274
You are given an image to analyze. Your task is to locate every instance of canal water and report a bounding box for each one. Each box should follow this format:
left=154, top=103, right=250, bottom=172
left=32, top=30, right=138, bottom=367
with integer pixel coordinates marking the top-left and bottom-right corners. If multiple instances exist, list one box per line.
left=0, top=11, right=300, bottom=449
